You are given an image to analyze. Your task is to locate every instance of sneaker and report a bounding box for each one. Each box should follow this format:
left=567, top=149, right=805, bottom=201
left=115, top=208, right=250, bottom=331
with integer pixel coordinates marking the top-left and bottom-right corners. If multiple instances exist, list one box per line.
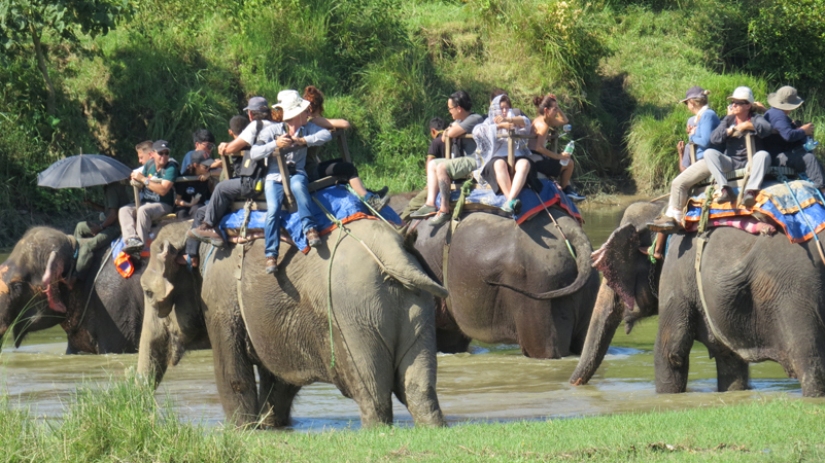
left=365, top=193, right=391, bottom=211
left=265, top=256, right=278, bottom=274
left=306, top=228, right=322, bottom=248
left=742, top=190, right=758, bottom=208
left=648, top=215, right=682, bottom=234
left=501, top=198, right=522, bottom=214
left=430, top=211, right=451, bottom=225
left=410, top=205, right=438, bottom=219
left=371, top=186, right=389, bottom=198
left=714, top=186, right=734, bottom=204
left=563, top=186, right=586, bottom=202
left=188, top=223, right=226, bottom=248
left=123, top=238, right=144, bottom=254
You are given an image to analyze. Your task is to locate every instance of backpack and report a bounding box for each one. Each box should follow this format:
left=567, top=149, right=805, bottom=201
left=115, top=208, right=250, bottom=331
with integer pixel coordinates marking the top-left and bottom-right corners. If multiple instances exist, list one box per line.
left=236, top=120, right=268, bottom=198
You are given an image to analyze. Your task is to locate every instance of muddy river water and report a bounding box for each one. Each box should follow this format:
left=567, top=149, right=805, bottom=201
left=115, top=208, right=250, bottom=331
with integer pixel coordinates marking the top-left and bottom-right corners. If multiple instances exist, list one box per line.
left=0, top=204, right=803, bottom=430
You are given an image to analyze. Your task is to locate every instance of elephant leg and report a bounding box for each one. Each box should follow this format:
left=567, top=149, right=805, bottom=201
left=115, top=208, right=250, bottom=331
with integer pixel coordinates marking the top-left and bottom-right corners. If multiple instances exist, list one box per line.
left=435, top=328, right=471, bottom=354
left=256, top=367, right=302, bottom=428
left=339, top=336, right=395, bottom=427
left=206, top=315, right=259, bottom=427
left=715, top=349, right=749, bottom=392
left=393, top=342, right=446, bottom=427
left=653, top=315, right=693, bottom=394
left=513, top=298, right=567, bottom=359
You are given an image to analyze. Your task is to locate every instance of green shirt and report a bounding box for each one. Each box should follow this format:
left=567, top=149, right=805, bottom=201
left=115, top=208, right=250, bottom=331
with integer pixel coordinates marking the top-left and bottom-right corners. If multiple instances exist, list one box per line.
left=103, top=183, right=132, bottom=211
left=142, top=159, right=179, bottom=206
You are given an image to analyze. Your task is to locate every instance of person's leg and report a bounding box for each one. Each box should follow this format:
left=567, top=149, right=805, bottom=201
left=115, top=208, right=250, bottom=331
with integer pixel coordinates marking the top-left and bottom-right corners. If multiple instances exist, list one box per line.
left=434, top=162, right=452, bottom=214
left=425, top=159, right=442, bottom=206
left=204, top=178, right=243, bottom=227
left=802, top=152, right=825, bottom=189
left=745, top=150, right=771, bottom=191
left=118, top=204, right=138, bottom=242
left=402, top=190, right=429, bottom=221
left=665, top=159, right=711, bottom=216
left=560, top=159, right=574, bottom=189
left=185, top=208, right=207, bottom=259
left=348, top=177, right=369, bottom=197
left=290, top=172, right=318, bottom=234
left=264, top=180, right=285, bottom=259
left=508, top=159, right=531, bottom=200
left=702, top=148, right=734, bottom=189
left=136, top=202, right=173, bottom=244
left=494, top=159, right=512, bottom=198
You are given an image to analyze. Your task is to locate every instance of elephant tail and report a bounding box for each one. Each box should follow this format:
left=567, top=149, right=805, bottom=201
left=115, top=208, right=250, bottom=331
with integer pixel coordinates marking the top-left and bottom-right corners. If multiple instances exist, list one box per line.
left=485, top=223, right=594, bottom=300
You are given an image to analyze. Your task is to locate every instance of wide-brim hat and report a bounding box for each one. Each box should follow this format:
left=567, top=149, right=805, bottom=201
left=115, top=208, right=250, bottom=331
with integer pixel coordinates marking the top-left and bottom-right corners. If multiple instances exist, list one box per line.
left=767, top=86, right=804, bottom=111
left=679, top=85, right=705, bottom=104
left=726, top=86, right=754, bottom=104
left=273, top=89, right=311, bottom=121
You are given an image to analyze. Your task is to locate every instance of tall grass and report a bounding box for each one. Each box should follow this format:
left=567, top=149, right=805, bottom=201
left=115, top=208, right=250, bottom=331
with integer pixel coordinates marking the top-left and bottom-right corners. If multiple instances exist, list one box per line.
left=1, top=378, right=825, bottom=462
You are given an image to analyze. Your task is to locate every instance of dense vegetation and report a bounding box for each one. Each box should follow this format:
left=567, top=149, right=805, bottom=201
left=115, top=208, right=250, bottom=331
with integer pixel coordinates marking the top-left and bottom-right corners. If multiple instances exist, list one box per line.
left=1, top=0, right=824, bottom=245
left=2, top=377, right=824, bottom=462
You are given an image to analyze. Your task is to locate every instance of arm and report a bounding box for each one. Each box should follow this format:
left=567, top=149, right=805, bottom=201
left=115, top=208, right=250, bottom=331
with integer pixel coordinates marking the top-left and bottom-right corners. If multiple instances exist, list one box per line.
left=295, top=126, right=332, bottom=147
left=311, top=116, right=351, bottom=130
left=218, top=137, right=251, bottom=156
left=710, top=117, right=732, bottom=146
left=767, top=111, right=807, bottom=143
left=751, top=115, right=773, bottom=139
left=547, top=106, right=569, bottom=127
left=689, top=112, right=718, bottom=148
left=444, top=121, right=468, bottom=138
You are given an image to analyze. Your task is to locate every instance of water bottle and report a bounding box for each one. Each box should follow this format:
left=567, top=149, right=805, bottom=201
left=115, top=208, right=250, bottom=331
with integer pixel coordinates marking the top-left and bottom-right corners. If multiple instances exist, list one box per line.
left=562, top=124, right=572, bottom=137
left=560, top=141, right=574, bottom=166
left=804, top=137, right=819, bottom=152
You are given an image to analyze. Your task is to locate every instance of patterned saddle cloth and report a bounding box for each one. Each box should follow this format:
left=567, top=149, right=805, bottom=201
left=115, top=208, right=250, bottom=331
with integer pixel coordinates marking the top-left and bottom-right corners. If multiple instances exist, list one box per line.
left=684, top=179, right=825, bottom=243
left=435, top=178, right=582, bottom=225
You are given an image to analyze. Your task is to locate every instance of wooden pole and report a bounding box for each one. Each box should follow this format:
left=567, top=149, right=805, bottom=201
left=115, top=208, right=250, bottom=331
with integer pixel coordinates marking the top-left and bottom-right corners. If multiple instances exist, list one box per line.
left=274, top=150, right=296, bottom=211
left=445, top=136, right=452, bottom=160
left=507, top=131, right=515, bottom=172
left=737, top=133, right=754, bottom=205
left=689, top=143, right=697, bottom=165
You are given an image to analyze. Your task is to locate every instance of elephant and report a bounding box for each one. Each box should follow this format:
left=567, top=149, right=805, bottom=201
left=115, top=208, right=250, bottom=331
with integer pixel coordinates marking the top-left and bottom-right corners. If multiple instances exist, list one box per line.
left=0, top=225, right=209, bottom=354
left=407, top=206, right=599, bottom=358
left=138, top=219, right=449, bottom=428
left=569, top=198, right=825, bottom=397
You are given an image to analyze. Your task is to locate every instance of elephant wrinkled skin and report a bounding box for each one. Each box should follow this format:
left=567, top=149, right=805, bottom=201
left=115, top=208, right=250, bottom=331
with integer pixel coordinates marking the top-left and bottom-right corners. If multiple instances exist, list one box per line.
left=409, top=208, right=598, bottom=358
left=570, top=199, right=825, bottom=397
left=138, top=220, right=448, bottom=428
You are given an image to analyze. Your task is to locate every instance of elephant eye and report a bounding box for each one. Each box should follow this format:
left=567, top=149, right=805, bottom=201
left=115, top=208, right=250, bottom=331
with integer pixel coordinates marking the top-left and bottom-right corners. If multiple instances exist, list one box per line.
left=144, top=289, right=154, bottom=299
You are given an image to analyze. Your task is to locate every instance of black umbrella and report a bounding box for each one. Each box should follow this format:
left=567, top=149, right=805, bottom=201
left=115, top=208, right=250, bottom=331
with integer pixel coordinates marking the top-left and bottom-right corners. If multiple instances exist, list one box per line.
left=37, top=154, right=134, bottom=189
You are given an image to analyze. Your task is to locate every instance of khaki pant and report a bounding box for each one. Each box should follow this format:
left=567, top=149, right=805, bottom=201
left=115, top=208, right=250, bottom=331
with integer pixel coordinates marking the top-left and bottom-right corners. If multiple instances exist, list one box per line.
left=400, top=190, right=428, bottom=222
left=667, top=159, right=711, bottom=216
left=118, top=202, right=172, bottom=244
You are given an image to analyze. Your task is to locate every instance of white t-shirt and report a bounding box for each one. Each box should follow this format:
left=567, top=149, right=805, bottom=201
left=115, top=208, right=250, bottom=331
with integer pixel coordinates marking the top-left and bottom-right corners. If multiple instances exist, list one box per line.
left=238, top=119, right=273, bottom=147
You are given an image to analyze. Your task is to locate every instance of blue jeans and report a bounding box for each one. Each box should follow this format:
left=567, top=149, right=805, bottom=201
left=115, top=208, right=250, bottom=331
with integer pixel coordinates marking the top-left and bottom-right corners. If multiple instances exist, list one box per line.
left=264, top=172, right=316, bottom=258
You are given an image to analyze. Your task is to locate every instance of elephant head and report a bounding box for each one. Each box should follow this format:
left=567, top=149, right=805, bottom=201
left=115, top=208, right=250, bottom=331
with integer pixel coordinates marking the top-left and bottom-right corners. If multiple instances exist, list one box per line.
left=0, top=227, right=75, bottom=348
left=141, top=238, right=182, bottom=319
left=569, top=199, right=666, bottom=385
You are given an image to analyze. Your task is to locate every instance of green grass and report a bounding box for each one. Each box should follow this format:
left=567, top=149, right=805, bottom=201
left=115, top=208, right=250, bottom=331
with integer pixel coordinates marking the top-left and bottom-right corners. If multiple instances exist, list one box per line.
left=2, top=377, right=825, bottom=462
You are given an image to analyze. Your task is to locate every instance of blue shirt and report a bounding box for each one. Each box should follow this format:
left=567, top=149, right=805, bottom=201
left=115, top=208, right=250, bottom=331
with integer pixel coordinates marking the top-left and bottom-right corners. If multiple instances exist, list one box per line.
left=249, top=121, right=331, bottom=183
left=689, top=107, right=721, bottom=158
left=762, top=107, right=806, bottom=155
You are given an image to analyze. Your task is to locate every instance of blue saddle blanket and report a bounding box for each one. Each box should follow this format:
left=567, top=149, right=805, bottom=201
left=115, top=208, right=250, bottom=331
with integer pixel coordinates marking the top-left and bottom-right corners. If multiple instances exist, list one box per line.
left=219, top=185, right=401, bottom=251
left=435, top=178, right=581, bottom=224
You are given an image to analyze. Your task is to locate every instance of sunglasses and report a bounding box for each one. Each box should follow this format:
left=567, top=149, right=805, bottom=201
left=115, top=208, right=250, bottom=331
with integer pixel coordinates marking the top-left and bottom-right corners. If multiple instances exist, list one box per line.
left=157, top=151, right=170, bottom=156
left=730, top=100, right=751, bottom=106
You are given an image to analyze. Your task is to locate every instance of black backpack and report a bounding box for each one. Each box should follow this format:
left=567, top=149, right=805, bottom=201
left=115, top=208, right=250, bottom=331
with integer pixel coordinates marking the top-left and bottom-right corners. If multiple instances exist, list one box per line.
left=236, top=120, right=268, bottom=198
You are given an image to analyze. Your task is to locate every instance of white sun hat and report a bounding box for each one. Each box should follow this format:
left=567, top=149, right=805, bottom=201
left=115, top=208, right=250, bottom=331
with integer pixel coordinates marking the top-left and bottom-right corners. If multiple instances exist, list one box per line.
left=273, top=90, right=310, bottom=121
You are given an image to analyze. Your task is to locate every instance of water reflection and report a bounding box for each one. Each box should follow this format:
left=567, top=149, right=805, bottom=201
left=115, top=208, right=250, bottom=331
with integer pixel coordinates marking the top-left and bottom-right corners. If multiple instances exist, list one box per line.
left=0, top=206, right=810, bottom=431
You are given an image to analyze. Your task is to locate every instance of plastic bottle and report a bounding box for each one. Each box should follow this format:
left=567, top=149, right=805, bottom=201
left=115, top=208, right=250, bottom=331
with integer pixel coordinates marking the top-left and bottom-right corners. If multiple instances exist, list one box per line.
left=804, top=137, right=819, bottom=152
left=560, top=141, right=574, bottom=166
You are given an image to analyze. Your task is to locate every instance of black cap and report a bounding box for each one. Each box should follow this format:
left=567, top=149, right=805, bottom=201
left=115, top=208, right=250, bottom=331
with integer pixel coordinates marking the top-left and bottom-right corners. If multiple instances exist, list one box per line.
left=189, top=150, right=215, bottom=168
left=152, top=140, right=170, bottom=152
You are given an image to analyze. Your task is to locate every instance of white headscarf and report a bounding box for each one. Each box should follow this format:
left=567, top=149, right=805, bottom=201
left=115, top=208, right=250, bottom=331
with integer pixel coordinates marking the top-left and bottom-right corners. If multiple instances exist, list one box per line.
left=472, top=94, right=531, bottom=176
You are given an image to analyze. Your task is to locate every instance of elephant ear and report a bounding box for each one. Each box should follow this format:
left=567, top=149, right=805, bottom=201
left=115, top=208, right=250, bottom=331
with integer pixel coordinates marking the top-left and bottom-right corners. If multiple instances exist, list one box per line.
left=42, top=250, right=68, bottom=313
left=592, top=224, right=641, bottom=312
left=154, top=240, right=179, bottom=300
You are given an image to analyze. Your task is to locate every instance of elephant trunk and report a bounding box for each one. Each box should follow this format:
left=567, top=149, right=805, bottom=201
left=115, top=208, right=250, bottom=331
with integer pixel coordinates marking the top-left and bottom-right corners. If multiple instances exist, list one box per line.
left=485, top=222, right=593, bottom=300
left=569, top=280, right=623, bottom=385
left=136, top=302, right=171, bottom=387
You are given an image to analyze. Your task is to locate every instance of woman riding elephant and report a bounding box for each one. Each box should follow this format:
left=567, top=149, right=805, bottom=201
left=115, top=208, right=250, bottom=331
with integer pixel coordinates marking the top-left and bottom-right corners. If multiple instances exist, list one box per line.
left=0, top=225, right=209, bottom=354
left=138, top=219, right=448, bottom=428
left=570, top=199, right=825, bottom=397
left=407, top=202, right=598, bottom=359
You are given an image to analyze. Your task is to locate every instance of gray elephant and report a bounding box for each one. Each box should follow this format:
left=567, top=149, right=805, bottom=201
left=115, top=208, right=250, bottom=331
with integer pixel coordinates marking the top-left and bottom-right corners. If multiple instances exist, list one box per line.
left=570, top=199, right=825, bottom=397
left=138, top=220, right=449, bottom=428
left=0, top=226, right=208, bottom=354
left=408, top=208, right=598, bottom=358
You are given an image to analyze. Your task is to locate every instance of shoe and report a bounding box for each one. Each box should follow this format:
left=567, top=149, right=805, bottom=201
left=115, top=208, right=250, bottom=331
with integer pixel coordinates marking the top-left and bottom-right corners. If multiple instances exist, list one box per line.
left=188, top=223, right=226, bottom=248
left=742, top=190, right=758, bottom=208
left=265, top=256, right=278, bottom=274
left=123, top=238, right=144, bottom=254
left=563, top=186, right=586, bottom=202
left=501, top=198, right=522, bottom=214
left=648, top=215, right=682, bottom=234
left=365, top=193, right=391, bottom=211
left=306, top=228, right=322, bottom=248
left=410, top=205, right=438, bottom=219
left=371, top=186, right=389, bottom=198
left=430, top=211, right=451, bottom=225
left=714, top=186, right=734, bottom=204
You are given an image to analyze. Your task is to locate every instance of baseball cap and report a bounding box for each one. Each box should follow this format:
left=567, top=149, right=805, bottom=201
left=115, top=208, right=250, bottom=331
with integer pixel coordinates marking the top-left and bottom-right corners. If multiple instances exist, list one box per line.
left=243, top=96, right=270, bottom=111
left=679, top=86, right=706, bottom=104
left=727, top=87, right=755, bottom=104
left=152, top=140, right=170, bottom=152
